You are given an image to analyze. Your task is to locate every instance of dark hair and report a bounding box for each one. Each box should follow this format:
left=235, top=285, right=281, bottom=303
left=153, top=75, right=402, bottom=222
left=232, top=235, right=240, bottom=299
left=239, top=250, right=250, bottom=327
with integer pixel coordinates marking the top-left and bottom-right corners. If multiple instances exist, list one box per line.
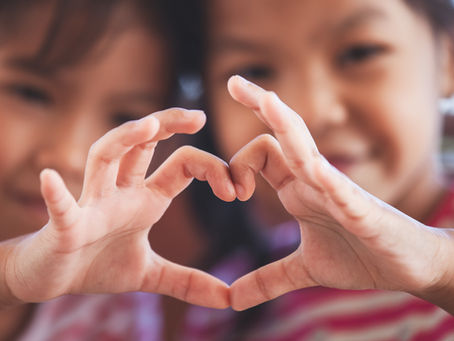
left=177, top=1, right=276, bottom=338
left=406, top=0, right=454, bottom=40
left=0, top=0, right=180, bottom=104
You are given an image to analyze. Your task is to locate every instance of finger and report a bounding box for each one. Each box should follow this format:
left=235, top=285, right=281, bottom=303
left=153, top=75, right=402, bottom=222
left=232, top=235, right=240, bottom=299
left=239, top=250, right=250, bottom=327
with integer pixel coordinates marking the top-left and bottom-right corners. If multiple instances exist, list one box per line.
left=82, top=115, right=160, bottom=198
left=40, top=169, right=79, bottom=230
left=229, top=134, right=294, bottom=201
left=146, top=146, right=236, bottom=202
left=143, top=255, right=230, bottom=309
left=116, top=141, right=157, bottom=187
left=116, top=109, right=206, bottom=187
left=314, top=159, right=403, bottom=240
left=151, top=108, right=206, bottom=141
left=230, top=251, right=316, bottom=311
left=228, top=76, right=321, bottom=182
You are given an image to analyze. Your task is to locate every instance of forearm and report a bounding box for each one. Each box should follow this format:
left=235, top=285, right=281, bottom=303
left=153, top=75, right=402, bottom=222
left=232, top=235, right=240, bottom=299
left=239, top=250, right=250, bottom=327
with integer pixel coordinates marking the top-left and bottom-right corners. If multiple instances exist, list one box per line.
left=0, top=237, right=24, bottom=309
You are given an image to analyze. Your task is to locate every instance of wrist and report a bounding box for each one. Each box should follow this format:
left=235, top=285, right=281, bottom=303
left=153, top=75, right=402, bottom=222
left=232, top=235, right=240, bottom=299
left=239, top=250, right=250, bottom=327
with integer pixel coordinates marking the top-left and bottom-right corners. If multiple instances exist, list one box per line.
left=412, top=228, right=454, bottom=315
left=0, top=238, right=24, bottom=309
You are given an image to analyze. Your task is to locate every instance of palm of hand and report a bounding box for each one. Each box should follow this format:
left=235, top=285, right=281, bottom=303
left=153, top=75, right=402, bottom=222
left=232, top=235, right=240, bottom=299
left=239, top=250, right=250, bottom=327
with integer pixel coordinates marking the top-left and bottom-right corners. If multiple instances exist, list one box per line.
left=279, top=180, right=379, bottom=290
left=63, top=187, right=170, bottom=294
left=279, top=167, right=445, bottom=292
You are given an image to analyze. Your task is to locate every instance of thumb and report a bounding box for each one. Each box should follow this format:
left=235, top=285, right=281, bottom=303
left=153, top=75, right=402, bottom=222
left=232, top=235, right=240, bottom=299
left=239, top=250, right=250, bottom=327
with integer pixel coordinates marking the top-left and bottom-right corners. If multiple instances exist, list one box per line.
left=40, top=169, right=79, bottom=230
left=230, top=251, right=316, bottom=311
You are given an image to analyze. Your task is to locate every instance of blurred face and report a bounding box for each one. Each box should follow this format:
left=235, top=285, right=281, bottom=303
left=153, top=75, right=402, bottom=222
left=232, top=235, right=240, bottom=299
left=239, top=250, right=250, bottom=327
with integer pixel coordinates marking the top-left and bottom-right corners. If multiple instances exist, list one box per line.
left=0, top=4, right=170, bottom=240
left=206, top=0, right=453, bottom=224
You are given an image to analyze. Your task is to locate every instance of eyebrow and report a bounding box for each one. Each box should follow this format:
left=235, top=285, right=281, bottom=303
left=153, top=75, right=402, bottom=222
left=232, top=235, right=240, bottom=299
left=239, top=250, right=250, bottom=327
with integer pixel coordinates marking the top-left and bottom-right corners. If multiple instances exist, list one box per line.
left=211, top=6, right=389, bottom=55
left=333, top=7, right=388, bottom=36
left=5, top=56, right=56, bottom=79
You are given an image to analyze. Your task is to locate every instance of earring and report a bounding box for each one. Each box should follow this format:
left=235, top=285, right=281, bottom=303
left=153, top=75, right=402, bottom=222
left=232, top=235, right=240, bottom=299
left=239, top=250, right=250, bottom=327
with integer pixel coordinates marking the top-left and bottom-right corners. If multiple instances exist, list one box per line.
left=439, top=96, right=454, bottom=115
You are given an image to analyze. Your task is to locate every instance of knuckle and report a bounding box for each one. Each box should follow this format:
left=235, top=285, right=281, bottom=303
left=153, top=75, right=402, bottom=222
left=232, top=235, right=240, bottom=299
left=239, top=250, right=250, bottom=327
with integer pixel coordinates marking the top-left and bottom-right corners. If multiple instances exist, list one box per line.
left=288, top=157, right=306, bottom=170
left=174, top=145, right=197, bottom=157
left=255, top=133, right=276, bottom=146
left=255, top=269, right=272, bottom=301
left=247, top=134, right=279, bottom=155
left=120, top=119, right=141, bottom=131
left=260, top=90, right=279, bottom=107
left=265, top=90, right=278, bottom=101
left=88, top=143, right=110, bottom=165
left=165, top=107, right=187, bottom=121
left=87, top=142, right=102, bottom=159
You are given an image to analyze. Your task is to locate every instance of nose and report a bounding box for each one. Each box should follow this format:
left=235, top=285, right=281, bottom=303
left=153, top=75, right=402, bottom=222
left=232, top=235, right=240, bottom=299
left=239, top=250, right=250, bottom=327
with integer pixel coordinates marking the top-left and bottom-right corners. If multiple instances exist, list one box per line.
left=33, top=114, right=97, bottom=180
left=282, top=64, right=348, bottom=134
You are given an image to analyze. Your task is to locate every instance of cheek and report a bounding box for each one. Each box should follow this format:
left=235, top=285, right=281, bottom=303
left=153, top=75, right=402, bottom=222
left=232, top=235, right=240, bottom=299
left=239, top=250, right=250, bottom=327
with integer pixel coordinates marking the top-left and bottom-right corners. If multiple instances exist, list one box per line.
left=210, top=93, right=268, bottom=159
left=0, top=117, right=37, bottom=181
left=355, top=84, right=440, bottom=205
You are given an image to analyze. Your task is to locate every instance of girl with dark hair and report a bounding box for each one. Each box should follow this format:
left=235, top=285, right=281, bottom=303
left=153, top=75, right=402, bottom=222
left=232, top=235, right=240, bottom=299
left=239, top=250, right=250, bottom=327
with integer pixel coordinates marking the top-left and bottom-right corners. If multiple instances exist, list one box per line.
left=4, top=0, right=454, bottom=340
left=182, top=0, right=454, bottom=339
left=0, top=0, right=234, bottom=340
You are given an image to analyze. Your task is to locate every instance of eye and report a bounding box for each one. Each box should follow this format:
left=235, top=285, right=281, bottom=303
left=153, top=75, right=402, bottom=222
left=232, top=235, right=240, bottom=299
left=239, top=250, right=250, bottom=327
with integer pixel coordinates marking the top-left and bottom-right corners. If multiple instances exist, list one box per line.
left=6, top=83, right=53, bottom=105
left=234, top=65, right=274, bottom=82
left=111, top=111, right=143, bottom=126
left=337, top=44, right=386, bottom=67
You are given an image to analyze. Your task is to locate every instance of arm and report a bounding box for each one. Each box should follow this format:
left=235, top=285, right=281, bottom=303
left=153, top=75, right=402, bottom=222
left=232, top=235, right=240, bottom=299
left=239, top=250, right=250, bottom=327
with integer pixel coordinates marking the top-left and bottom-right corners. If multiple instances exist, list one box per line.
left=227, top=75, right=454, bottom=314
left=0, top=108, right=235, bottom=310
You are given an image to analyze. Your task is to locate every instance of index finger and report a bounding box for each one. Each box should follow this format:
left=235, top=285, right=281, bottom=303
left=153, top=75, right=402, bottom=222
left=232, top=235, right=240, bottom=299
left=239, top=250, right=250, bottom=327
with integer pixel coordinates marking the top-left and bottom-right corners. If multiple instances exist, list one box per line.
left=151, top=107, right=206, bottom=141
left=82, top=108, right=206, bottom=198
left=228, top=76, right=321, bottom=178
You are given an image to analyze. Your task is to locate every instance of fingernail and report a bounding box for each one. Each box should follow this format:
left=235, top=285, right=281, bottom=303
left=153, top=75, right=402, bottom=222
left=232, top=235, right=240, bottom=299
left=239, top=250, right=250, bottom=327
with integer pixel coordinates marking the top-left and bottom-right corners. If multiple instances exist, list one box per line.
left=186, top=109, right=206, bottom=121
left=235, top=184, right=245, bottom=200
left=233, top=75, right=253, bottom=88
left=227, top=181, right=236, bottom=199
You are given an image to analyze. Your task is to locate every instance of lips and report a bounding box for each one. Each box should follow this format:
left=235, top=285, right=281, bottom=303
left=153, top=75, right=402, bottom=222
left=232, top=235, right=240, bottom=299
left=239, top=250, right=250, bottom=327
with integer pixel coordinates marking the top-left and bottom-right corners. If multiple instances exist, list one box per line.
left=323, top=154, right=368, bottom=174
left=7, top=189, right=49, bottom=221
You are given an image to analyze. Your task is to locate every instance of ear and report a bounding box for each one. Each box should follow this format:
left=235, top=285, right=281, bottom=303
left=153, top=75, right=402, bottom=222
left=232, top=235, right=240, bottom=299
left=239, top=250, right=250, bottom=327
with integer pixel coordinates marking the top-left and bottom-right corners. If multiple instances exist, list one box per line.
left=439, top=34, right=454, bottom=97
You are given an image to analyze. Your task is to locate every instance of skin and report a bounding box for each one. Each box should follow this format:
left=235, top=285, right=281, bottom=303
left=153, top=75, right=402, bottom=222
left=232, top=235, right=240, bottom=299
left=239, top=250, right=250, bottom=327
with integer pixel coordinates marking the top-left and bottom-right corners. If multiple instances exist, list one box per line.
left=0, top=5, right=171, bottom=241
left=2, top=108, right=233, bottom=306
left=203, top=0, right=454, bottom=313
left=0, top=109, right=235, bottom=338
left=0, top=3, right=212, bottom=340
left=227, top=75, right=454, bottom=314
left=206, top=0, right=454, bottom=226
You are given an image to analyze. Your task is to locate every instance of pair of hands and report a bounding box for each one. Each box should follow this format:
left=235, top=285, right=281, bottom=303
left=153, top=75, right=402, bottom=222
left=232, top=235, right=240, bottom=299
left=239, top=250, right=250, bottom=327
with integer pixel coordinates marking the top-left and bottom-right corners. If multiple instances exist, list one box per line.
left=2, top=76, right=454, bottom=314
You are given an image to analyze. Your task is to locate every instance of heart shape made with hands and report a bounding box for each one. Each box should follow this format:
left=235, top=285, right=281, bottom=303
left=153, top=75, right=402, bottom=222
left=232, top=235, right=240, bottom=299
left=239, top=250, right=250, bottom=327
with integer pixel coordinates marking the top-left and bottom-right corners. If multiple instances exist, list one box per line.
left=20, top=75, right=442, bottom=315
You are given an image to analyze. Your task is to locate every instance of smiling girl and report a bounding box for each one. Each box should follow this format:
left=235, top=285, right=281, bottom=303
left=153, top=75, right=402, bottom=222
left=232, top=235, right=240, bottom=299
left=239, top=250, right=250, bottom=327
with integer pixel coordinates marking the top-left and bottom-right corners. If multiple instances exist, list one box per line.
left=0, top=0, right=232, bottom=340
left=191, top=0, right=454, bottom=339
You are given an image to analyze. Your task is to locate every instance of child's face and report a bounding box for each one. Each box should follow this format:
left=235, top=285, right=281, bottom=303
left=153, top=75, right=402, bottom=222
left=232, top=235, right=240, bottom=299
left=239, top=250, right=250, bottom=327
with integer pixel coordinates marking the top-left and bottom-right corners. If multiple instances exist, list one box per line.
left=206, top=0, right=454, bottom=223
left=0, top=5, right=170, bottom=240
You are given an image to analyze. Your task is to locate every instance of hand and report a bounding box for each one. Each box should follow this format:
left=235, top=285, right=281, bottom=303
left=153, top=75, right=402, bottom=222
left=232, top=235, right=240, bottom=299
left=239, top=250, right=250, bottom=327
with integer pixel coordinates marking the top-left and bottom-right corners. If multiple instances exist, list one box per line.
left=227, top=75, right=454, bottom=312
left=3, top=108, right=235, bottom=309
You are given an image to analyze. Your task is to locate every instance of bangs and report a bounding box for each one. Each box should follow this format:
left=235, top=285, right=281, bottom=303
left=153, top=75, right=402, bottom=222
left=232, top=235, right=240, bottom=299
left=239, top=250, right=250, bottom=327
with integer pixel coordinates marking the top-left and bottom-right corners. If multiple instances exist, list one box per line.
left=33, top=0, right=120, bottom=72
left=0, top=0, right=166, bottom=74
left=405, top=0, right=454, bottom=38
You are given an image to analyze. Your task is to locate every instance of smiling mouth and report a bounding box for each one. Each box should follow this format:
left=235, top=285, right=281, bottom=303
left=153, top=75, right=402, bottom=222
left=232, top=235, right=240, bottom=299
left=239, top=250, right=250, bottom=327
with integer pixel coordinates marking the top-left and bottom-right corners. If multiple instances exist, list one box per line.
left=9, top=191, right=49, bottom=220
left=324, top=155, right=367, bottom=173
